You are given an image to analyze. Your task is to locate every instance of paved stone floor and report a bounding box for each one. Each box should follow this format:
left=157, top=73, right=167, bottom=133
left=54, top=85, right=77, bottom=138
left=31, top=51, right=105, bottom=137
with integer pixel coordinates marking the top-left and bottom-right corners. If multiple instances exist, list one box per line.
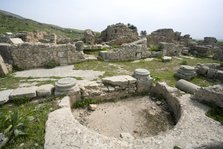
left=15, top=65, right=104, bottom=81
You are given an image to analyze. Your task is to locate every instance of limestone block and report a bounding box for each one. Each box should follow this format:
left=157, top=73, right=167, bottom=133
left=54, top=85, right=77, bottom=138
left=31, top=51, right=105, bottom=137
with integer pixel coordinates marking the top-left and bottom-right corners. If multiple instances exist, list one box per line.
left=88, top=104, right=97, bottom=111
left=9, top=86, right=37, bottom=100
left=175, top=65, right=197, bottom=80
left=176, top=79, right=200, bottom=94
left=75, top=41, right=84, bottom=51
left=192, top=84, right=223, bottom=108
left=0, top=89, right=13, bottom=105
left=37, top=84, right=54, bottom=97
left=0, top=55, right=9, bottom=76
left=162, top=56, right=172, bottom=62
left=9, top=38, right=24, bottom=44
left=102, top=75, right=137, bottom=87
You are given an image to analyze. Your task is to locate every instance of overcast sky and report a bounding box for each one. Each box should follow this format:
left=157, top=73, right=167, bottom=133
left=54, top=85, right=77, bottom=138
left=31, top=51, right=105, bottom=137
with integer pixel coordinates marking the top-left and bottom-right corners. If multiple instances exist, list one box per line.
left=1, top=0, right=223, bottom=39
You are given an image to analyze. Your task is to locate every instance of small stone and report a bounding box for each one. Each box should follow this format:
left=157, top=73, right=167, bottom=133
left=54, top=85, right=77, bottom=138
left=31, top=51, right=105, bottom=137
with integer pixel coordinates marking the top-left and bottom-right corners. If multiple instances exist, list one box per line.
left=120, top=133, right=134, bottom=139
left=19, top=143, right=25, bottom=147
left=88, top=104, right=97, bottom=111
left=162, top=56, right=172, bottom=62
left=156, top=101, right=162, bottom=105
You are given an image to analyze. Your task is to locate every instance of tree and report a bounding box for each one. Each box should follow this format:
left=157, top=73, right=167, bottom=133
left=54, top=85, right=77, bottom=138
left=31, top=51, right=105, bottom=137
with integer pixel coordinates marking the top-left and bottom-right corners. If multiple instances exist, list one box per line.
left=140, top=30, right=147, bottom=37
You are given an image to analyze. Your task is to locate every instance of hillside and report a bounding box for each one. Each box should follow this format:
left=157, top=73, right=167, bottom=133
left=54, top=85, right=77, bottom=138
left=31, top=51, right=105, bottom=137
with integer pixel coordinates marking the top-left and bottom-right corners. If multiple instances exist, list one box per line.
left=0, top=10, right=84, bottom=40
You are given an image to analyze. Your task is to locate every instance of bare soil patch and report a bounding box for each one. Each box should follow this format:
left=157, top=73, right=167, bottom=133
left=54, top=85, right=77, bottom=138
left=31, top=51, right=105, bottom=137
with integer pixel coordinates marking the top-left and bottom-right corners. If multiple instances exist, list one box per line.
left=72, top=96, right=175, bottom=139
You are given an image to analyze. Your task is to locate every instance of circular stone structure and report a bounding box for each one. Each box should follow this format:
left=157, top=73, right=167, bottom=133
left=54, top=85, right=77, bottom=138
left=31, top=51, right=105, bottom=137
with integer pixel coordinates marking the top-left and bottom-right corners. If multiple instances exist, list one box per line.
left=133, top=68, right=150, bottom=78
left=55, top=77, right=76, bottom=95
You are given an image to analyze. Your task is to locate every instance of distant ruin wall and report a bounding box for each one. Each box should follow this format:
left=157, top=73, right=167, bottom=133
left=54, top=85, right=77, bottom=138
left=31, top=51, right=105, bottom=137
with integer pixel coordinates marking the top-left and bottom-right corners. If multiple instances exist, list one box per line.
left=0, top=43, right=85, bottom=69
left=99, top=38, right=151, bottom=61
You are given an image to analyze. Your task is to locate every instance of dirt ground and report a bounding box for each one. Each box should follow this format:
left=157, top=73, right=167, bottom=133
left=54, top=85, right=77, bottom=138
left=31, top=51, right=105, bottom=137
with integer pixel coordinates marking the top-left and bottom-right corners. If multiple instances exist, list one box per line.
left=72, top=96, right=175, bottom=139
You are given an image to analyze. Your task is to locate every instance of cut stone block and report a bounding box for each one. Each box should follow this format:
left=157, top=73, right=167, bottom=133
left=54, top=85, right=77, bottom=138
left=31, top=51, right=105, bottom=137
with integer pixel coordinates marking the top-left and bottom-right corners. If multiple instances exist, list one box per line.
left=0, top=55, right=9, bottom=76
left=0, top=89, right=13, bottom=105
left=37, top=84, right=54, bottom=97
left=9, top=86, right=37, bottom=100
left=162, top=56, right=172, bottom=62
left=176, top=79, right=200, bottom=94
left=192, top=84, right=223, bottom=108
left=175, top=65, right=197, bottom=80
left=9, top=38, right=24, bottom=44
left=102, top=75, right=136, bottom=87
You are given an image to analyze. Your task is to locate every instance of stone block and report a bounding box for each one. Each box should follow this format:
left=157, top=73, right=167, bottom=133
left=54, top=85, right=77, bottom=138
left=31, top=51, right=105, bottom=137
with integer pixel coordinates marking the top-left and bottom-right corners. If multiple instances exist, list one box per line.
left=0, top=89, right=13, bottom=105
left=0, top=55, right=9, bottom=76
left=37, top=84, right=54, bottom=97
left=102, top=75, right=136, bottom=87
left=192, top=84, right=223, bottom=108
left=175, top=65, right=197, bottom=80
left=9, top=86, right=37, bottom=100
left=176, top=79, right=200, bottom=94
left=162, top=56, right=172, bottom=62
left=9, top=38, right=24, bottom=44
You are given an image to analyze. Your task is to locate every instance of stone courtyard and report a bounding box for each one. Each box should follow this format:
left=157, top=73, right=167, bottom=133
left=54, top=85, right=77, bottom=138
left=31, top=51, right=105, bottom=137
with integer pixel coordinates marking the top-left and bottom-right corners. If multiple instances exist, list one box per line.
left=0, top=22, right=223, bottom=149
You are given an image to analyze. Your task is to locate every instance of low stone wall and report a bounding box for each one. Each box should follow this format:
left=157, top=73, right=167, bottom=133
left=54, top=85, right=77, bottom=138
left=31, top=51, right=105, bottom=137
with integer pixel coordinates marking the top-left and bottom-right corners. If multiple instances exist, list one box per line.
left=0, top=43, right=85, bottom=69
left=99, top=38, right=151, bottom=61
left=151, top=82, right=182, bottom=122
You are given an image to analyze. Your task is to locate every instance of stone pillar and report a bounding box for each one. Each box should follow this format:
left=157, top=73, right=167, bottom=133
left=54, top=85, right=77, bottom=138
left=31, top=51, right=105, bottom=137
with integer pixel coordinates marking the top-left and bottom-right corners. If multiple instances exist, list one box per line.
left=133, top=69, right=153, bottom=93
left=176, top=79, right=200, bottom=94
left=55, top=77, right=77, bottom=95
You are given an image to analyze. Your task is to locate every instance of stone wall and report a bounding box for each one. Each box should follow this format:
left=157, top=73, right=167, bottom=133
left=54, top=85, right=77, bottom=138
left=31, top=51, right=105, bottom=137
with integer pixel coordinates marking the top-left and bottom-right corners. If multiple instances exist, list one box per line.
left=0, top=43, right=85, bottom=69
left=100, top=23, right=138, bottom=45
left=99, top=38, right=151, bottom=61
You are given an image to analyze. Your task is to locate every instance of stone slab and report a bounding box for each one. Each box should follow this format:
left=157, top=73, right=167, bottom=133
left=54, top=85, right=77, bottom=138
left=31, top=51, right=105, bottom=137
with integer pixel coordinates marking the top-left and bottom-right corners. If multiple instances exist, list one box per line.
left=0, top=55, right=9, bottom=76
left=37, top=84, right=54, bottom=97
left=9, top=38, right=24, bottom=44
left=192, top=84, right=223, bottom=108
left=0, top=89, right=13, bottom=105
left=102, top=75, right=136, bottom=87
left=15, top=65, right=104, bottom=81
left=9, top=86, right=37, bottom=100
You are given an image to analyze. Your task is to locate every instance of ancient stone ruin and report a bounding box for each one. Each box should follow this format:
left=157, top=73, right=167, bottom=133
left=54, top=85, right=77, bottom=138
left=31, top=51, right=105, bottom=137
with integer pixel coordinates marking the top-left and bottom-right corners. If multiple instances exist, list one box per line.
left=0, top=22, right=223, bottom=149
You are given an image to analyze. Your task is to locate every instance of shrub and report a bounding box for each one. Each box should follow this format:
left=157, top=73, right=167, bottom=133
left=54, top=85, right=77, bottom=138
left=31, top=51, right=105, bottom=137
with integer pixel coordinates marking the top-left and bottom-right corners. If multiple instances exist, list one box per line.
left=73, top=98, right=97, bottom=108
left=43, top=60, right=58, bottom=69
left=149, top=44, right=161, bottom=52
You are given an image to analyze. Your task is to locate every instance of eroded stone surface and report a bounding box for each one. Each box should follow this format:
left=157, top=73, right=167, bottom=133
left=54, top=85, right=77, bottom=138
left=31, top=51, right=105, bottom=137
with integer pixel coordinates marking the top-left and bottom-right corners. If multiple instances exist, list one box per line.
left=9, top=86, right=37, bottom=100
left=192, top=84, right=223, bottom=108
left=102, top=75, right=136, bottom=87
left=37, top=84, right=54, bottom=97
left=0, top=89, right=13, bottom=105
left=15, top=65, right=104, bottom=80
left=45, top=93, right=223, bottom=149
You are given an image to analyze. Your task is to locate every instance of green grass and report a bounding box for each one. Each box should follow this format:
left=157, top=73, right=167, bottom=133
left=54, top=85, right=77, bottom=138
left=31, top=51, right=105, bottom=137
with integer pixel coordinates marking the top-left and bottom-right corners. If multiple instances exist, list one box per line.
left=0, top=12, right=84, bottom=40
left=206, top=106, right=223, bottom=125
left=0, top=75, right=21, bottom=90
left=0, top=96, right=59, bottom=149
left=74, top=57, right=220, bottom=87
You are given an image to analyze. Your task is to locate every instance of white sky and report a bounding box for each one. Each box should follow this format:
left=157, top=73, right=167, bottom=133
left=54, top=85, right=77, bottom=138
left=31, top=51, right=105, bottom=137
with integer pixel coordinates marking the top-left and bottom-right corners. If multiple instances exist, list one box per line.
left=1, top=0, right=223, bottom=39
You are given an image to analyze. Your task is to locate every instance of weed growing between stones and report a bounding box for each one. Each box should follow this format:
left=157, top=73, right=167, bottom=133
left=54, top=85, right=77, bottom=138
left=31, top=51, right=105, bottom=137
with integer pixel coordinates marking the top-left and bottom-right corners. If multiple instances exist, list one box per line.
left=43, top=60, right=59, bottom=69
left=73, top=98, right=97, bottom=108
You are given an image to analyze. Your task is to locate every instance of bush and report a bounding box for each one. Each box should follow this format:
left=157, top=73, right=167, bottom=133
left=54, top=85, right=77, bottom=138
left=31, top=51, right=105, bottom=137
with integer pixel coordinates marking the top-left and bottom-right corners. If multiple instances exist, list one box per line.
left=149, top=44, right=161, bottom=52
left=43, top=60, right=58, bottom=69
left=73, top=98, right=97, bottom=108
